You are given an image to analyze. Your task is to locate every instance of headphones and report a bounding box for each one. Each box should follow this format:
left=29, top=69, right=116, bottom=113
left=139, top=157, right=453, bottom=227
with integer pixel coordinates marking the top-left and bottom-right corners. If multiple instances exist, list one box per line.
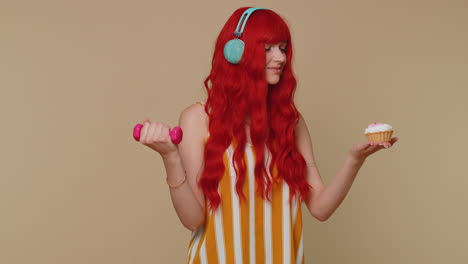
left=223, top=7, right=268, bottom=64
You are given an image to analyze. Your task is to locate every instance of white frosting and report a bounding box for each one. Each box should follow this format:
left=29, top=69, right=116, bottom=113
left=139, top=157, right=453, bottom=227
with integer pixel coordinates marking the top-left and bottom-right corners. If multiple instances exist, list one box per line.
left=365, top=123, right=393, bottom=134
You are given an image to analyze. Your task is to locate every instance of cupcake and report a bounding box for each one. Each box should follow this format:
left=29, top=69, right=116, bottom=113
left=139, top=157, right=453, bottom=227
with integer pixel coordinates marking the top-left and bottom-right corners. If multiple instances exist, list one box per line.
left=365, top=122, right=393, bottom=142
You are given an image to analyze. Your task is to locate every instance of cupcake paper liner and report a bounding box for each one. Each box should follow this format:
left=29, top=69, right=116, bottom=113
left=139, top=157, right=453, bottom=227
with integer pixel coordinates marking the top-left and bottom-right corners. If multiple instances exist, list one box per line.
left=365, top=130, right=393, bottom=142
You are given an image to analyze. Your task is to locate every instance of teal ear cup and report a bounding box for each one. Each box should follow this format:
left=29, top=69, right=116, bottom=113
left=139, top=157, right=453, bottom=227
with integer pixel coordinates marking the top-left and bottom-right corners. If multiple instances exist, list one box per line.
left=223, top=39, right=245, bottom=64
left=223, top=7, right=267, bottom=64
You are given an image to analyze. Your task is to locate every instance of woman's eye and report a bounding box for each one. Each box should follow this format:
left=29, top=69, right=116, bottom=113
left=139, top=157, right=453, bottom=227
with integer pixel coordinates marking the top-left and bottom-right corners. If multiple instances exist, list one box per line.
left=265, top=46, right=287, bottom=52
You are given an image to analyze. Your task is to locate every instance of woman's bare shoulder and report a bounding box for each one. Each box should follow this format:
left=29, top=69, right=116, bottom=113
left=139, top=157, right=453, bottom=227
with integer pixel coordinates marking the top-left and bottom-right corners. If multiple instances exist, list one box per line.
left=179, top=102, right=209, bottom=143
left=181, top=102, right=207, bottom=118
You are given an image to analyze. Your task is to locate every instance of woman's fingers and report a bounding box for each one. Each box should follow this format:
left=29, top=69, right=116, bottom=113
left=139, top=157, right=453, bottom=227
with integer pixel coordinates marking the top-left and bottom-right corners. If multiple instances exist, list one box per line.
left=147, top=122, right=158, bottom=144
left=135, top=118, right=178, bottom=157
left=140, top=121, right=172, bottom=145
left=140, top=121, right=149, bottom=143
left=390, top=137, right=399, bottom=145
left=368, top=140, right=392, bottom=149
left=154, top=123, right=166, bottom=143
left=352, top=136, right=399, bottom=160
left=138, top=118, right=150, bottom=143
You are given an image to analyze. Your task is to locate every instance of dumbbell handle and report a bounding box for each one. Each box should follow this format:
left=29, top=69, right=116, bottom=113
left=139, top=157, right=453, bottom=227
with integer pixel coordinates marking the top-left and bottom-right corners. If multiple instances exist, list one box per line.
left=133, top=124, right=183, bottom=145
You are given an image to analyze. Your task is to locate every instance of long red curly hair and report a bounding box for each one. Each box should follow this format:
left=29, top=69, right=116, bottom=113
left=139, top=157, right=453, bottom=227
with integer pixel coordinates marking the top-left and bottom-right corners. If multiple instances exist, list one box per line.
left=200, top=7, right=312, bottom=210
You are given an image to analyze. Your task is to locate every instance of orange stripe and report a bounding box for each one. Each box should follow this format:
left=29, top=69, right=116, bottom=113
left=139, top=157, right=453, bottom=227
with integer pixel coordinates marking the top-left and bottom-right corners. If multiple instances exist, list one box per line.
left=271, top=175, right=283, bottom=264
left=241, top=152, right=250, bottom=264
left=192, top=254, right=200, bottom=264
left=295, top=204, right=303, bottom=263
left=186, top=143, right=306, bottom=263
left=221, top=153, right=235, bottom=264
left=205, top=210, right=219, bottom=263
left=253, top=146, right=265, bottom=263
left=255, top=191, right=265, bottom=263
left=290, top=204, right=295, bottom=264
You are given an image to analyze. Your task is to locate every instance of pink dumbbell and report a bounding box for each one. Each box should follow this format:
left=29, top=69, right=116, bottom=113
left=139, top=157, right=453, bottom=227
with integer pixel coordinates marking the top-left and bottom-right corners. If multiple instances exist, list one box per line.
left=133, top=124, right=183, bottom=145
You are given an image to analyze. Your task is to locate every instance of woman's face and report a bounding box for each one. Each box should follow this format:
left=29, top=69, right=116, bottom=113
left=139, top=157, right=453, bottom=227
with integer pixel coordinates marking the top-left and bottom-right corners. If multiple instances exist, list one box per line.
left=265, top=42, right=287, bottom=85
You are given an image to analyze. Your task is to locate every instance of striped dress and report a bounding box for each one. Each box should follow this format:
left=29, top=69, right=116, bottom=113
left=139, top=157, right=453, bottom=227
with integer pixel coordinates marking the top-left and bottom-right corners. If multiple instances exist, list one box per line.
left=186, top=143, right=305, bottom=264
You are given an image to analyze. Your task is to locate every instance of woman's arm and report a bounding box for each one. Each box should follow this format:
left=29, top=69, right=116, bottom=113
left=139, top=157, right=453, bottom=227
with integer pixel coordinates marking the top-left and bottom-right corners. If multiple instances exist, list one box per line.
left=295, top=115, right=398, bottom=221
left=139, top=103, right=208, bottom=231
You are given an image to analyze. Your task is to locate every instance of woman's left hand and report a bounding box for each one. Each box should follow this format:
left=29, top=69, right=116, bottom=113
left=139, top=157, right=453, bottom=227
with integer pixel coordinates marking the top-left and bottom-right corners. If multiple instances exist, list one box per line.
left=349, top=137, right=399, bottom=162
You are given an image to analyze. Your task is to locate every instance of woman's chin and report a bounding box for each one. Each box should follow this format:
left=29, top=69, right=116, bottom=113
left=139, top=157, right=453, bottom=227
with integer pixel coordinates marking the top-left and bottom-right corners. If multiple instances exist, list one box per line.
left=266, top=74, right=281, bottom=85
left=267, top=79, right=280, bottom=85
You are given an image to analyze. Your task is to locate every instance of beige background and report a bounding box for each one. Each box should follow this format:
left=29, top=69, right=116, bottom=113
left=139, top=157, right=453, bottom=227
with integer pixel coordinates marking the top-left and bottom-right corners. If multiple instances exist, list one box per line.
left=1, top=0, right=467, bottom=263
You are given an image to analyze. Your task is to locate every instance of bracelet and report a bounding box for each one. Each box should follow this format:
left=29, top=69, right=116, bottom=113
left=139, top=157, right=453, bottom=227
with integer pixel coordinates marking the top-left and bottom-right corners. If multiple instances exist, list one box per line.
left=166, top=175, right=187, bottom=189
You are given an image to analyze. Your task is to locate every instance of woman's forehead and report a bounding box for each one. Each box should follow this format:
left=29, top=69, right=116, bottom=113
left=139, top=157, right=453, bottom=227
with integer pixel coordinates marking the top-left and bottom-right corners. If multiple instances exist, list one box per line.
left=265, top=41, right=288, bottom=46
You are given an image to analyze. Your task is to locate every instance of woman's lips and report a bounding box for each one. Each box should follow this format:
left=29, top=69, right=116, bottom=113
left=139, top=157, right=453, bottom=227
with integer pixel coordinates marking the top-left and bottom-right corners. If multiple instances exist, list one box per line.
left=267, top=67, right=282, bottom=74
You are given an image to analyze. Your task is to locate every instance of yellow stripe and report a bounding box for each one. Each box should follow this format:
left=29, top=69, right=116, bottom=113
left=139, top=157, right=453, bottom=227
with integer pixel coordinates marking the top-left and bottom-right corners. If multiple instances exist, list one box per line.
left=271, top=172, right=283, bottom=264
left=241, top=152, right=250, bottom=264
left=221, top=153, right=235, bottom=264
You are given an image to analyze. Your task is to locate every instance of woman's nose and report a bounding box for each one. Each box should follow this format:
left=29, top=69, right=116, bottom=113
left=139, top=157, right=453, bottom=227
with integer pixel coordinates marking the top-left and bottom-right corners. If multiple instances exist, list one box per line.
left=273, top=48, right=286, bottom=62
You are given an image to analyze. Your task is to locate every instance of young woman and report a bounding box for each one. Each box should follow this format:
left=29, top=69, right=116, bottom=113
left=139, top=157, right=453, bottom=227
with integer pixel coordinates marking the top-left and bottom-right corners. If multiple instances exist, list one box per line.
left=137, top=7, right=398, bottom=264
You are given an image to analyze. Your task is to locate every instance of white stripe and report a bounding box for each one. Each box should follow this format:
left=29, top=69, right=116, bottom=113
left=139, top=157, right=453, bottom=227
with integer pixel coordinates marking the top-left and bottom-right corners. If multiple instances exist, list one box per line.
left=296, top=233, right=304, bottom=264
left=264, top=149, right=273, bottom=264
left=200, top=240, right=208, bottom=264
left=188, top=227, right=204, bottom=264
left=187, top=231, right=196, bottom=259
left=227, top=146, right=243, bottom=264
left=215, top=202, right=227, bottom=264
left=291, top=193, right=298, bottom=230
left=247, top=146, right=256, bottom=264
left=282, top=181, right=291, bottom=264
left=190, top=229, right=198, bottom=239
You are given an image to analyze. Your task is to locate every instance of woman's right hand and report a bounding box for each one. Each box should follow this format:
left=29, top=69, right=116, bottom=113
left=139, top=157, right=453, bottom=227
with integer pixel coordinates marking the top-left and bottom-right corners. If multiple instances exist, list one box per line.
left=138, top=118, right=178, bottom=158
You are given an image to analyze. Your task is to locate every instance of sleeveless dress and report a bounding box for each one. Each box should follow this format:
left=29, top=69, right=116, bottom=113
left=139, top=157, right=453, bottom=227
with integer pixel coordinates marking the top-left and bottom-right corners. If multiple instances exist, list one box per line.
left=186, top=137, right=305, bottom=264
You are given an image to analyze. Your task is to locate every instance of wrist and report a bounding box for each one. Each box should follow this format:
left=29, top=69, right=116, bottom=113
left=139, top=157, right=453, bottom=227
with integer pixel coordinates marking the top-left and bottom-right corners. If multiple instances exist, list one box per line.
left=161, top=150, right=180, bottom=162
left=347, top=154, right=365, bottom=167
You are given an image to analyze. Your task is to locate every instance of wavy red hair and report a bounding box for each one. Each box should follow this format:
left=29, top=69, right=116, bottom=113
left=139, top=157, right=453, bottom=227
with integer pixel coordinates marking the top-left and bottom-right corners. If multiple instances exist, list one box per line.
left=200, top=7, right=312, bottom=210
